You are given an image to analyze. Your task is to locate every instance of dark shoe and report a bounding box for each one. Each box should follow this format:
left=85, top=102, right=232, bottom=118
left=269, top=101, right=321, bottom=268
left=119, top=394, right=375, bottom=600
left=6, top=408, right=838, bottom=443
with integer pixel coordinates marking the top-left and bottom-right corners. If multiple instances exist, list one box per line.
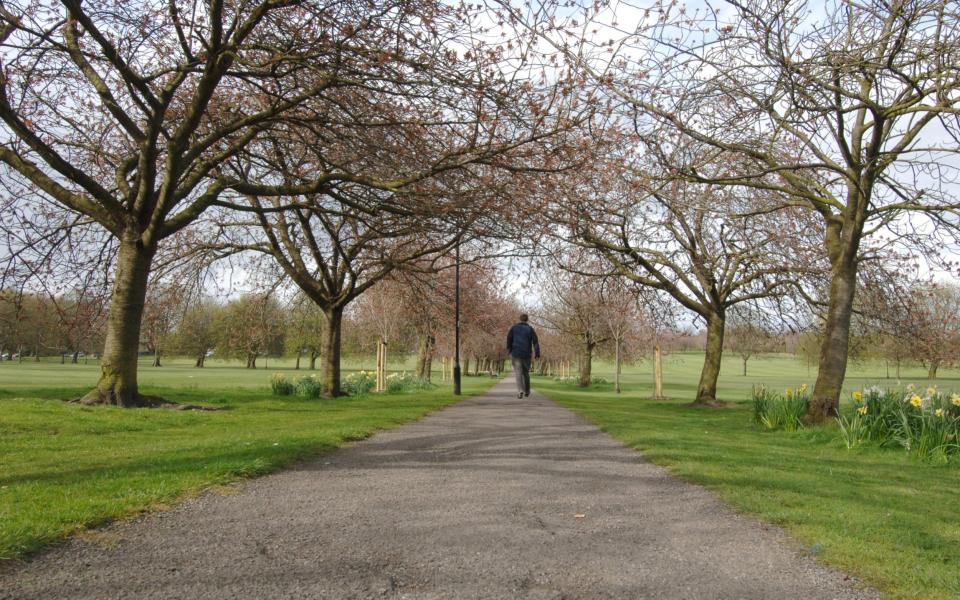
left=524, top=392, right=530, bottom=398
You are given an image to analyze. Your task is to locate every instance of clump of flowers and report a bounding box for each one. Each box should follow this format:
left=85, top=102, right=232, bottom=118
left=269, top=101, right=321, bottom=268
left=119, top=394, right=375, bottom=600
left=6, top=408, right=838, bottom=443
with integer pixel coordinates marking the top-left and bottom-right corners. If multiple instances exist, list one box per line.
left=270, top=373, right=295, bottom=396
left=751, top=384, right=810, bottom=432
left=295, top=375, right=323, bottom=399
left=836, top=384, right=960, bottom=462
left=342, top=371, right=376, bottom=396
left=384, top=372, right=435, bottom=394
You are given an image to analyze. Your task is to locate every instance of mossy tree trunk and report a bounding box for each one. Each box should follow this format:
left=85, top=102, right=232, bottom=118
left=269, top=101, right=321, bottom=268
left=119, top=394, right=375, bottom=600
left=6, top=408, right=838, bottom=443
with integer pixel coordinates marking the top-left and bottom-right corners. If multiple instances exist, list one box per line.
left=578, top=337, right=596, bottom=388
left=694, top=311, right=726, bottom=406
left=808, top=225, right=860, bottom=422
left=416, top=333, right=435, bottom=380
left=322, top=306, right=344, bottom=397
left=79, top=237, right=157, bottom=407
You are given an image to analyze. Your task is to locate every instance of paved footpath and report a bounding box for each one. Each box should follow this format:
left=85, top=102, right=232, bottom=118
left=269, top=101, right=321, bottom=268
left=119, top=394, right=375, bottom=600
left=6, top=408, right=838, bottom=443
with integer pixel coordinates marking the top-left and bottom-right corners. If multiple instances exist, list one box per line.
left=2, top=379, right=877, bottom=599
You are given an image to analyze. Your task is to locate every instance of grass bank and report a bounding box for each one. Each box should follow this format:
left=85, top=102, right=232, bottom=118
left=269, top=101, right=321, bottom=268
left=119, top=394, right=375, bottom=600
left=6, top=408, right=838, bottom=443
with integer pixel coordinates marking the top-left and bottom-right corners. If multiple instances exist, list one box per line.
left=0, top=359, right=495, bottom=560
left=535, top=355, right=960, bottom=599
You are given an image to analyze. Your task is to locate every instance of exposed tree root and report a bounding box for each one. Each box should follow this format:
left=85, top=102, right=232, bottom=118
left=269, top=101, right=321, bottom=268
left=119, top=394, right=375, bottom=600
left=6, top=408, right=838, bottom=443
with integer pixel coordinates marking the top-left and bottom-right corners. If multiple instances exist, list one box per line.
left=69, top=390, right=220, bottom=411
left=687, top=397, right=731, bottom=408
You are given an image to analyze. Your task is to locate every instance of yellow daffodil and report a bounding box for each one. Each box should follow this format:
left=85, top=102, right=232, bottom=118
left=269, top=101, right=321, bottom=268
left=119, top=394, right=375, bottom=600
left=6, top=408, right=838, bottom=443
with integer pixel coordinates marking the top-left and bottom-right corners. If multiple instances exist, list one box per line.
left=852, top=391, right=862, bottom=402
left=799, top=384, right=808, bottom=393
left=785, top=388, right=794, bottom=398
left=910, top=395, right=923, bottom=408
left=935, top=408, right=946, bottom=418
left=857, top=405, right=868, bottom=415
left=952, top=395, right=960, bottom=407
left=927, top=386, right=937, bottom=397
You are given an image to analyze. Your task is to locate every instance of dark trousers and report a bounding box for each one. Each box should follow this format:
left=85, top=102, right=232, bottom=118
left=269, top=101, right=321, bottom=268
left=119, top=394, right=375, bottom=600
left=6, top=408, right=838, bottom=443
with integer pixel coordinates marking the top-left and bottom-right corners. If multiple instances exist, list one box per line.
left=512, top=357, right=531, bottom=396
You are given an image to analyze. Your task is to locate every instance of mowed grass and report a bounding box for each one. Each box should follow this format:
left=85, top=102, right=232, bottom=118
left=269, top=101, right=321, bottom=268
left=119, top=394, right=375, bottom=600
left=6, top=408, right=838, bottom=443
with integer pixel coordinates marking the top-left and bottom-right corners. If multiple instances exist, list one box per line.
left=0, top=357, right=494, bottom=561
left=536, top=352, right=960, bottom=599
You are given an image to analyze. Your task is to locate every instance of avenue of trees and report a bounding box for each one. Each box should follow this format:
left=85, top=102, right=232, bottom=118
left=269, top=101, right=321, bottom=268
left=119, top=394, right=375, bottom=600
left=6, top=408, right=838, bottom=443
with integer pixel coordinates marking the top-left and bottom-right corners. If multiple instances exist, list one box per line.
left=2, top=0, right=960, bottom=423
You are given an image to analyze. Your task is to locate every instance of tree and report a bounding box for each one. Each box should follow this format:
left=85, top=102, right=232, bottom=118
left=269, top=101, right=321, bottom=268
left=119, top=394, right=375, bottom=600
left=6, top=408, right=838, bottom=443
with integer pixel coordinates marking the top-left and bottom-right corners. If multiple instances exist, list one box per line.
left=724, top=311, right=779, bottom=377
left=174, top=301, right=220, bottom=368
left=901, top=284, right=960, bottom=380
left=530, top=0, right=960, bottom=419
left=141, top=283, right=191, bottom=367
left=213, top=294, right=284, bottom=369
left=596, top=278, right=656, bottom=394
left=285, top=296, right=327, bottom=371
left=1, top=0, right=522, bottom=405
left=539, top=270, right=609, bottom=388
left=556, top=168, right=804, bottom=405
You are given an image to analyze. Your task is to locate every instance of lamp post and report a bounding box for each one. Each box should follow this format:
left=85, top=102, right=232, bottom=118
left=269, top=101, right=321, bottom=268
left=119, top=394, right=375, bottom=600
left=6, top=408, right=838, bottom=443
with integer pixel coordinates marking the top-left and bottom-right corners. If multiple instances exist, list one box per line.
left=453, top=235, right=462, bottom=395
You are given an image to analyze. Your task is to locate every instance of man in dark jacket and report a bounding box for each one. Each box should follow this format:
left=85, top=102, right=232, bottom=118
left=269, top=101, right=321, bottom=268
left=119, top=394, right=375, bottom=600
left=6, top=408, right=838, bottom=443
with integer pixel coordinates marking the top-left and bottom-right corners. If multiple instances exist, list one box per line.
left=506, top=313, right=540, bottom=399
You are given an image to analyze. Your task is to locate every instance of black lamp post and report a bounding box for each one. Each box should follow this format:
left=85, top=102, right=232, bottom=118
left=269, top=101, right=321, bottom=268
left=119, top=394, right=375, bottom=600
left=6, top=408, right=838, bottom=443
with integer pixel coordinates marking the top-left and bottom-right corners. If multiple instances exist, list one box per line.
left=453, top=235, right=462, bottom=395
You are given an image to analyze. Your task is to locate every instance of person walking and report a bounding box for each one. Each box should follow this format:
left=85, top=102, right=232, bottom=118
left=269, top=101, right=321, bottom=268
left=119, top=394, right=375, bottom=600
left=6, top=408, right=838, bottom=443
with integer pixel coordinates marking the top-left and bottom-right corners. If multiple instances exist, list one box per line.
left=506, top=313, right=540, bottom=399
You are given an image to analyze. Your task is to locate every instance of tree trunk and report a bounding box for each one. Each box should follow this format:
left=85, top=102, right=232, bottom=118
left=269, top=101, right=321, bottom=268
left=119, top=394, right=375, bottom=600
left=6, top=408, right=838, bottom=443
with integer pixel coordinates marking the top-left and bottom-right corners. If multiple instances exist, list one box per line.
left=295, top=352, right=301, bottom=370
left=928, top=361, right=940, bottom=380
left=310, top=351, right=319, bottom=370
left=896, top=358, right=901, bottom=380
left=61, top=353, right=66, bottom=364
left=152, top=352, right=161, bottom=367
left=416, top=334, right=435, bottom=379
left=79, top=237, right=157, bottom=406
left=578, top=339, right=594, bottom=387
left=808, top=256, right=857, bottom=422
left=72, top=351, right=80, bottom=364
left=742, top=357, right=748, bottom=376
left=693, top=311, right=726, bottom=406
left=246, top=353, right=258, bottom=369
left=195, top=354, right=205, bottom=368
left=322, top=306, right=345, bottom=397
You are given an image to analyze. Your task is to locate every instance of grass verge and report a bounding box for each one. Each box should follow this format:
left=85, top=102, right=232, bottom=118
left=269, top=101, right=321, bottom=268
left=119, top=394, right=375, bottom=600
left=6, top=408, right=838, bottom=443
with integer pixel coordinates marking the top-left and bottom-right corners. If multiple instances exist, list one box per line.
left=535, top=376, right=960, bottom=600
left=0, top=373, right=496, bottom=561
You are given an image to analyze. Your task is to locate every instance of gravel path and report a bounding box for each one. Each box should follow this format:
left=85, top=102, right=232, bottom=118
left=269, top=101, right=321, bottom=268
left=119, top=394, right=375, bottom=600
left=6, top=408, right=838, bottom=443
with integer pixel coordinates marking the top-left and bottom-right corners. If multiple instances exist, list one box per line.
left=1, top=379, right=877, bottom=599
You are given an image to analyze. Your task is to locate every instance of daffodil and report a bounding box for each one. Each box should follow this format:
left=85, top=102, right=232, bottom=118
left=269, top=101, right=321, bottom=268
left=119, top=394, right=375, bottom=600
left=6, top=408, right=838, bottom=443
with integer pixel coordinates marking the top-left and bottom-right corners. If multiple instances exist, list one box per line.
left=785, top=388, right=794, bottom=398
left=935, top=408, right=946, bottom=418
left=951, top=395, right=960, bottom=407
left=799, top=384, right=808, bottom=393
left=857, top=405, right=868, bottom=415
left=852, top=390, right=862, bottom=402
left=910, top=395, right=923, bottom=408
left=927, top=386, right=937, bottom=397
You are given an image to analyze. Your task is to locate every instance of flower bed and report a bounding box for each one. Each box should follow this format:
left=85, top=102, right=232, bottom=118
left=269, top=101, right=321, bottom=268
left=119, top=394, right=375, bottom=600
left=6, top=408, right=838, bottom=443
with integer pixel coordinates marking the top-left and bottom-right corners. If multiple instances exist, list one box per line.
left=752, top=383, right=960, bottom=462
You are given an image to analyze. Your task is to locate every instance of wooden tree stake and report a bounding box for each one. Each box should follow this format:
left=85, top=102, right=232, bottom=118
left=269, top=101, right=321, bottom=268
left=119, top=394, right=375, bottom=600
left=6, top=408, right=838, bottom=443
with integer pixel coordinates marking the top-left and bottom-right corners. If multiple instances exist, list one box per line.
left=653, top=345, right=666, bottom=399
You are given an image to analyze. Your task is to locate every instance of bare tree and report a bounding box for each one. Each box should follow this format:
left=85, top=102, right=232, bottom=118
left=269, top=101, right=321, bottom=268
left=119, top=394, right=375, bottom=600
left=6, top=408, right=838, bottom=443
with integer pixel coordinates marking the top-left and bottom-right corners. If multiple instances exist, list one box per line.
left=175, top=300, right=220, bottom=368
left=539, top=269, right=609, bottom=387
left=285, top=296, right=327, bottom=370
left=1, top=0, right=562, bottom=405
left=526, top=0, right=960, bottom=419
left=724, top=309, right=779, bottom=377
left=555, top=165, right=804, bottom=405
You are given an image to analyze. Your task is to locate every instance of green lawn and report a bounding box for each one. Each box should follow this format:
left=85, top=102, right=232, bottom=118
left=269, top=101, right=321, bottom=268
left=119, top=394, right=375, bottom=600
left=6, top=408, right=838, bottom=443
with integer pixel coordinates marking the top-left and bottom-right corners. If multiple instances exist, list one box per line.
left=0, top=357, right=494, bottom=561
left=536, top=352, right=960, bottom=600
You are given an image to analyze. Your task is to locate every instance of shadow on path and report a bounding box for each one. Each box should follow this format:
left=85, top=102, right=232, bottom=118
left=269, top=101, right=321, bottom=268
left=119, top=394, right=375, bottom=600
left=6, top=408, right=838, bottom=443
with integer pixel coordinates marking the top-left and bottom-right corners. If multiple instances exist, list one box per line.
left=1, top=379, right=877, bottom=600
